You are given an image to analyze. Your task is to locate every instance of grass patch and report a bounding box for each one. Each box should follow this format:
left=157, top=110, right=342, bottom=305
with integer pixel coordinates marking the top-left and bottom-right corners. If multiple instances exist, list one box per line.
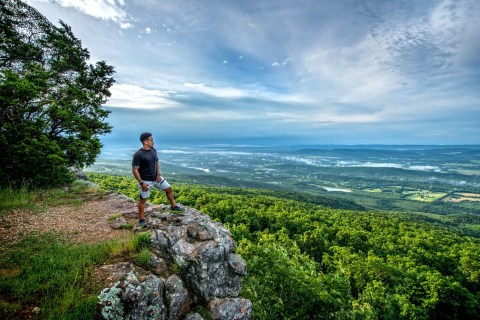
left=40, top=180, right=104, bottom=207
left=133, top=248, right=152, bottom=267
left=106, top=214, right=134, bottom=229
left=403, top=190, right=447, bottom=202
left=107, top=214, right=122, bottom=223
left=0, top=180, right=152, bottom=318
left=0, top=180, right=104, bottom=215
left=132, top=231, right=151, bottom=251
left=0, top=184, right=37, bottom=213
left=0, top=231, right=151, bottom=319
left=169, top=261, right=181, bottom=274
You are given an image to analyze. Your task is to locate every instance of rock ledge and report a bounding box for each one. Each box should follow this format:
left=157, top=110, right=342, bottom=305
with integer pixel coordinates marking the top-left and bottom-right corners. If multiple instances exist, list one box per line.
left=97, top=201, right=251, bottom=320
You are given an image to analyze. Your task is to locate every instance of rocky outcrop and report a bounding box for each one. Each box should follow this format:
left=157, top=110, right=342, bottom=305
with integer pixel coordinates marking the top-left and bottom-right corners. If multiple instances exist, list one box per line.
left=97, top=203, right=251, bottom=320
left=69, top=166, right=88, bottom=180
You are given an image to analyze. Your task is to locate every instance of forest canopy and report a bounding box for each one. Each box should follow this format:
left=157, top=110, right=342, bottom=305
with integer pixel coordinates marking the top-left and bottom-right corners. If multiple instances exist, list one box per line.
left=89, top=173, right=480, bottom=319
left=0, top=0, right=115, bottom=188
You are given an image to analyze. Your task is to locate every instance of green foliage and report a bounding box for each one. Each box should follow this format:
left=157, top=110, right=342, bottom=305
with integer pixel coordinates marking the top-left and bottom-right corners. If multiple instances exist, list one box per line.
left=132, top=231, right=152, bottom=251
left=0, top=0, right=115, bottom=188
left=133, top=248, right=152, bottom=267
left=238, top=231, right=352, bottom=319
left=0, top=233, right=106, bottom=319
left=88, top=173, right=480, bottom=319
left=169, top=261, right=181, bottom=274
left=0, top=231, right=152, bottom=319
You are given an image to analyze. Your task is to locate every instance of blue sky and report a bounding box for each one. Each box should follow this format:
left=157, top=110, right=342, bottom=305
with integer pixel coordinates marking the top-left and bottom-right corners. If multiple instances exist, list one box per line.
left=28, top=0, right=480, bottom=146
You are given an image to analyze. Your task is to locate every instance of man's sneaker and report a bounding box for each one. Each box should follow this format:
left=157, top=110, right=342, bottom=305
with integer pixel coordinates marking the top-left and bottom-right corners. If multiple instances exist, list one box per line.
left=139, top=219, right=149, bottom=228
left=171, top=205, right=184, bottom=212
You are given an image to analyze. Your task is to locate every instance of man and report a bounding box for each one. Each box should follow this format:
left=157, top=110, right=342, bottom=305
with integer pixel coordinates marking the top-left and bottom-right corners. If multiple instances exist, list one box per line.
left=132, top=132, right=183, bottom=228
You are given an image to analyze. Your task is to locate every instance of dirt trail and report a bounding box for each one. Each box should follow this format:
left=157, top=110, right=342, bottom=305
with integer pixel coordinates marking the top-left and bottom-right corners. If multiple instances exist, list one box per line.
left=0, top=193, right=139, bottom=247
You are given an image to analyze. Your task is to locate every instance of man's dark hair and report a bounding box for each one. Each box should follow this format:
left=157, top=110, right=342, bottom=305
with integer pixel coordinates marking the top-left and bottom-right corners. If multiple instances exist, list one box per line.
left=140, top=132, right=152, bottom=143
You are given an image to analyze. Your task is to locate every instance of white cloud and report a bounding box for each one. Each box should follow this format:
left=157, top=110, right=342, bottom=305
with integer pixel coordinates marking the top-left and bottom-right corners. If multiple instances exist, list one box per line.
left=263, top=110, right=382, bottom=126
left=176, top=110, right=257, bottom=121
left=119, top=22, right=133, bottom=29
left=299, top=0, right=478, bottom=104
left=47, top=0, right=132, bottom=28
left=107, top=84, right=178, bottom=109
left=429, top=0, right=467, bottom=49
left=303, top=41, right=403, bottom=103
left=183, top=83, right=246, bottom=98
left=144, top=27, right=152, bottom=34
left=429, top=0, right=480, bottom=67
left=182, top=82, right=314, bottom=105
left=272, top=58, right=290, bottom=67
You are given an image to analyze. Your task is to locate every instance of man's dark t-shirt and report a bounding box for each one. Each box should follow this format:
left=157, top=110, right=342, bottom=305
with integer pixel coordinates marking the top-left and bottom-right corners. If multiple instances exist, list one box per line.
left=132, top=148, right=158, bottom=181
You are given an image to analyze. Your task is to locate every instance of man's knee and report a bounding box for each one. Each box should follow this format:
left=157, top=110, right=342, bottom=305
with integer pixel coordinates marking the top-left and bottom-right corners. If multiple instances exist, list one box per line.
left=165, top=187, right=173, bottom=193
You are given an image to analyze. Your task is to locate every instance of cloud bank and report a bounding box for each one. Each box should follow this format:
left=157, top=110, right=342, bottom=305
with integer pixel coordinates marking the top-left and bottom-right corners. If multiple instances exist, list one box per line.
left=29, top=0, right=480, bottom=145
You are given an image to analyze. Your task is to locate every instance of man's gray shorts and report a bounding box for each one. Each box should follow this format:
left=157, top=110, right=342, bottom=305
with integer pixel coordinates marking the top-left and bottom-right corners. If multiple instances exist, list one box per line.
left=138, top=179, right=171, bottom=199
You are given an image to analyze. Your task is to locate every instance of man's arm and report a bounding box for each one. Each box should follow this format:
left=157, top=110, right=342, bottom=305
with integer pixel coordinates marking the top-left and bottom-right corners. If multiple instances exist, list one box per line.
left=155, top=161, right=161, bottom=181
left=132, top=166, right=143, bottom=183
left=133, top=166, right=149, bottom=190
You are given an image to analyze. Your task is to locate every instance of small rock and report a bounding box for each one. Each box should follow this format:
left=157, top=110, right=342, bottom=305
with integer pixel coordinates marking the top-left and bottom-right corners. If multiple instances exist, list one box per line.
left=228, top=253, right=247, bottom=276
left=209, top=298, right=252, bottom=320
left=166, top=274, right=190, bottom=320
left=150, top=255, right=168, bottom=275
left=32, top=306, right=41, bottom=314
left=109, top=217, right=128, bottom=229
left=185, top=312, right=204, bottom=320
left=97, top=271, right=167, bottom=319
left=153, top=230, right=170, bottom=249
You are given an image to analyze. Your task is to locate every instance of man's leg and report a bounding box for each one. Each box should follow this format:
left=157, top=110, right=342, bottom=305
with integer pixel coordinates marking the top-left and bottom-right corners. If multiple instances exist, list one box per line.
left=137, top=182, right=151, bottom=227
left=157, top=180, right=183, bottom=211
left=165, top=187, right=176, bottom=207
left=165, top=187, right=184, bottom=211
left=138, top=197, right=147, bottom=220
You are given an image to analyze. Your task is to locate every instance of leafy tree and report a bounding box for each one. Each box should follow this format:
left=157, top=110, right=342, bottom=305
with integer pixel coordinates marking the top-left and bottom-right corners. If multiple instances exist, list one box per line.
left=238, top=231, right=353, bottom=319
left=0, top=0, right=114, bottom=187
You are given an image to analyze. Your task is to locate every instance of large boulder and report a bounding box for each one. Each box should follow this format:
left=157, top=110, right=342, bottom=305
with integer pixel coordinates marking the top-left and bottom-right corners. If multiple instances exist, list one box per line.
left=150, top=207, right=247, bottom=303
left=69, top=166, right=88, bottom=180
left=97, top=204, right=251, bottom=320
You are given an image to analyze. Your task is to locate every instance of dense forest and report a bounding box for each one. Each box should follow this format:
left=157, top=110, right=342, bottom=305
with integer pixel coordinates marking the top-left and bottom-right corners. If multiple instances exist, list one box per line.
left=89, top=173, right=480, bottom=319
